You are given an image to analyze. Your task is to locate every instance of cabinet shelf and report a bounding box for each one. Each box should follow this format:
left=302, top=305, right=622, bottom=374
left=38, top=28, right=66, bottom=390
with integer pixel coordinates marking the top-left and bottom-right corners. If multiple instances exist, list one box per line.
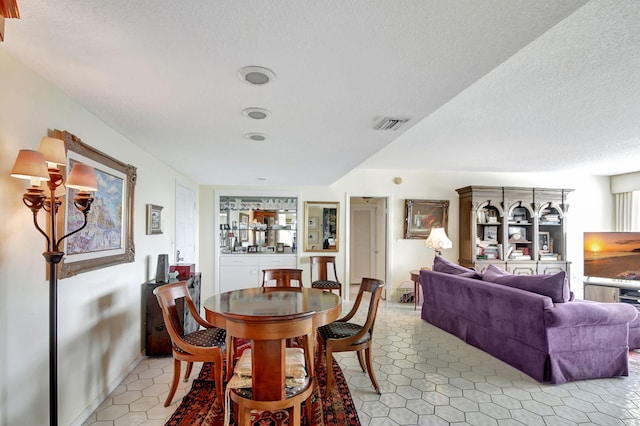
left=457, top=186, right=573, bottom=275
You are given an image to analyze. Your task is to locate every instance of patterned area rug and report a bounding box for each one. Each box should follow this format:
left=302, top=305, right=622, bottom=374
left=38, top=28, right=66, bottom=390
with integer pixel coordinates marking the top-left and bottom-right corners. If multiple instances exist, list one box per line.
left=165, top=343, right=360, bottom=426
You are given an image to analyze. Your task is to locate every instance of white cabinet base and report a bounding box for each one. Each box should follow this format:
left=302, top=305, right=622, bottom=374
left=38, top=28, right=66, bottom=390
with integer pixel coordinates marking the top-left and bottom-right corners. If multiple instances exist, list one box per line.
left=219, top=255, right=297, bottom=293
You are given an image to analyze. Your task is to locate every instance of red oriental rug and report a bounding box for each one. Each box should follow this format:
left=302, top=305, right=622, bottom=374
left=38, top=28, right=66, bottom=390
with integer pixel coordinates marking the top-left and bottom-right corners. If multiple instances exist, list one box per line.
left=165, top=352, right=360, bottom=426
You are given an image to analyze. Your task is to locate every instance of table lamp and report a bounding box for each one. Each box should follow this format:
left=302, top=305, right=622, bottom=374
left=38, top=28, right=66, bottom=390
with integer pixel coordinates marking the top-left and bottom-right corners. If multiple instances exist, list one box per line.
left=425, top=227, right=452, bottom=255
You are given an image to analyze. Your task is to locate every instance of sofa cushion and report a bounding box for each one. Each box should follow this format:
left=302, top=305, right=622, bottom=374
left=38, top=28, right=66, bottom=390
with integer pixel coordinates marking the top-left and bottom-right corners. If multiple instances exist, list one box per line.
left=482, top=265, right=570, bottom=303
left=482, top=263, right=511, bottom=281
left=433, top=255, right=482, bottom=279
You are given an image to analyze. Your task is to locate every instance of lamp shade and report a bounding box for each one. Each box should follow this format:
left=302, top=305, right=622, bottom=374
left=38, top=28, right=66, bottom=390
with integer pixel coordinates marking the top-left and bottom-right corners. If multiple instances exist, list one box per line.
left=10, top=149, right=50, bottom=183
left=37, top=137, right=67, bottom=167
left=425, top=227, right=452, bottom=251
left=66, top=163, right=98, bottom=191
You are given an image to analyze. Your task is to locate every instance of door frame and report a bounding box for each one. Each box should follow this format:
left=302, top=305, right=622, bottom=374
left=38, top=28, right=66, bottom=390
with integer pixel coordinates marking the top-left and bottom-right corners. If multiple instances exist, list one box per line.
left=345, top=194, right=391, bottom=301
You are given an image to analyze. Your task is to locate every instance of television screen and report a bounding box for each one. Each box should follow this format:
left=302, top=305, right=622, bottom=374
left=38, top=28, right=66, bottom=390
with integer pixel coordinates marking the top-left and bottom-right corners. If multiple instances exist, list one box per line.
left=584, top=232, right=640, bottom=280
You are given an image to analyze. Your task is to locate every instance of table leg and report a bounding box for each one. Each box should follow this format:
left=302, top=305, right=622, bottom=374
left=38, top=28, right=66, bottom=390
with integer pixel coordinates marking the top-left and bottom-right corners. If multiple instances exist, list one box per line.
left=251, top=340, right=285, bottom=400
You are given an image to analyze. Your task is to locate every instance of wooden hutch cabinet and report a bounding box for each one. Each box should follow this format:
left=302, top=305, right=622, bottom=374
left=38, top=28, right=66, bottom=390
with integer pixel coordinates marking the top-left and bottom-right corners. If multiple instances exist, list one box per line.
left=456, top=186, right=573, bottom=275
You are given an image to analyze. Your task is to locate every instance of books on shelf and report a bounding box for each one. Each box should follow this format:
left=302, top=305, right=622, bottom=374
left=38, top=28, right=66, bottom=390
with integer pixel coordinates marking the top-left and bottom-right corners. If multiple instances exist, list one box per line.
left=540, top=211, right=560, bottom=224
left=539, top=252, right=560, bottom=260
left=477, top=243, right=501, bottom=260
left=511, top=254, right=532, bottom=260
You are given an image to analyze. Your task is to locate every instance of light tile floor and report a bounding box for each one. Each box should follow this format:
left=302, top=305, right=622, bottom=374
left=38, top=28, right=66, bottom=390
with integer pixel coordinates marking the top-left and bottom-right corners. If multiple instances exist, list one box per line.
left=83, top=287, right=640, bottom=425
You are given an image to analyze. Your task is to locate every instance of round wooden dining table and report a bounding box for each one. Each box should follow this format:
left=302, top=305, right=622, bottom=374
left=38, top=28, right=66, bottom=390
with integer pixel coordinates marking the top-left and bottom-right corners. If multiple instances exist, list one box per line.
left=203, top=287, right=341, bottom=401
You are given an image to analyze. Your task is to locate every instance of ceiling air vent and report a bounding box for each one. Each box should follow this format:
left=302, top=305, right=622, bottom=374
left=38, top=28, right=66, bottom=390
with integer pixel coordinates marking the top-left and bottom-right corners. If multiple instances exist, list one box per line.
left=374, top=116, right=410, bottom=131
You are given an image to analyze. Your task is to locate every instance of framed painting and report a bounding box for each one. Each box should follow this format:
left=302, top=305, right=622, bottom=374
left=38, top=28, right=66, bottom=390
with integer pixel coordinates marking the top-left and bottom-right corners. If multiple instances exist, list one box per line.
left=146, top=204, right=163, bottom=235
left=54, top=129, right=137, bottom=278
left=404, top=199, right=449, bottom=239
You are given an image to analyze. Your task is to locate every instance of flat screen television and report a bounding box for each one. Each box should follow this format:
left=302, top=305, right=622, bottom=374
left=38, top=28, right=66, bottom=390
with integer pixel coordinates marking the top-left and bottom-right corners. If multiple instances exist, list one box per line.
left=584, top=232, right=640, bottom=281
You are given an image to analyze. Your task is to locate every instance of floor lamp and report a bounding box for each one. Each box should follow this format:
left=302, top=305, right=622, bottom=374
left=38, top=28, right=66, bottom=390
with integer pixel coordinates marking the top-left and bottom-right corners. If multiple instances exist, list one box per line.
left=10, top=137, right=97, bottom=426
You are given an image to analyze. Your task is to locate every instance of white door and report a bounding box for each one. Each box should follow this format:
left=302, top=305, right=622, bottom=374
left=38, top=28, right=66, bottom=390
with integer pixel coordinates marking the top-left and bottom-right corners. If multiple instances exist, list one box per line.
left=175, top=182, right=196, bottom=264
left=350, top=203, right=376, bottom=284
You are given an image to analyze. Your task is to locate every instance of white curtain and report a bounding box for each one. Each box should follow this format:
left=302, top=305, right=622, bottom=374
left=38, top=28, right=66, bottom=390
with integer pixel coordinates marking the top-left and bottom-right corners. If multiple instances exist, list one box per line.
left=615, top=191, right=640, bottom=231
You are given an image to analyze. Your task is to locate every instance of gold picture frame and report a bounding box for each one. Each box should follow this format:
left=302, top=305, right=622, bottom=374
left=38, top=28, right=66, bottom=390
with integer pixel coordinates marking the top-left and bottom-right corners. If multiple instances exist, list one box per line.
left=54, top=129, right=137, bottom=278
left=404, top=199, right=449, bottom=239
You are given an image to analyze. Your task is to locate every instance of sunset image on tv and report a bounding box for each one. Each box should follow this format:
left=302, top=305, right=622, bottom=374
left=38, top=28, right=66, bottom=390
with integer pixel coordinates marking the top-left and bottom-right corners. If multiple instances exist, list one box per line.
left=584, top=232, right=640, bottom=280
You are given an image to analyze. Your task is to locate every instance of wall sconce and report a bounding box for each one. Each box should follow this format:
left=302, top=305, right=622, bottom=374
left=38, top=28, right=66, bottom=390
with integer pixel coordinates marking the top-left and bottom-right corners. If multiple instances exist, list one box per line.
left=425, top=227, right=452, bottom=256
left=10, top=136, right=97, bottom=426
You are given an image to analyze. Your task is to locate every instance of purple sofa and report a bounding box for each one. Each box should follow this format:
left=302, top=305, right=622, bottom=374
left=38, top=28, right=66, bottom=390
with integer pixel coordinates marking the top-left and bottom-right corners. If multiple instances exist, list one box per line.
left=420, top=267, right=639, bottom=384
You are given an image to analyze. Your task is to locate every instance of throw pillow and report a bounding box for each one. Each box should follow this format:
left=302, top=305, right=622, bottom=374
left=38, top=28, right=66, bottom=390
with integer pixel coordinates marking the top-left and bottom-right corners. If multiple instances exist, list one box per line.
left=433, top=255, right=482, bottom=279
left=481, top=263, right=511, bottom=281
left=483, top=268, right=570, bottom=303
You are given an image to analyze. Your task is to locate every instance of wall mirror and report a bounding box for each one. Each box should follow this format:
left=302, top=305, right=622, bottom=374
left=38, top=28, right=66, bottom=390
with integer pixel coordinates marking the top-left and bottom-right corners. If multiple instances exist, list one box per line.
left=219, top=196, right=298, bottom=254
left=304, top=201, right=339, bottom=252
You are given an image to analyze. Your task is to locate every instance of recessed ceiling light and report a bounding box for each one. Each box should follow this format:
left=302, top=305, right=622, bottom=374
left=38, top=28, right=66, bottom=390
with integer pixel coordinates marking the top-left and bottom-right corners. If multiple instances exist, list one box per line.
left=245, top=133, right=268, bottom=141
left=242, top=107, right=271, bottom=120
left=238, top=66, right=276, bottom=85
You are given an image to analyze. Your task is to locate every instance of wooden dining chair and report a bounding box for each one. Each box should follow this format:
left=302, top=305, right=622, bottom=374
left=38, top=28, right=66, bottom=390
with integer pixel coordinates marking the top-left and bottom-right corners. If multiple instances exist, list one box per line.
left=309, top=255, right=342, bottom=297
left=223, top=311, right=316, bottom=426
left=261, top=268, right=304, bottom=288
left=317, top=277, right=385, bottom=397
left=153, top=281, right=226, bottom=408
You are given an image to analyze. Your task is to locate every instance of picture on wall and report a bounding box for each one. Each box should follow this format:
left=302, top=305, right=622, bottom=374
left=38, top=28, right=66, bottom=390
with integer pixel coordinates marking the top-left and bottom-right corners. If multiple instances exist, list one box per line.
left=404, top=199, right=449, bottom=239
left=54, top=129, right=137, bottom=278
left=146, top=204, right=163, bottom=235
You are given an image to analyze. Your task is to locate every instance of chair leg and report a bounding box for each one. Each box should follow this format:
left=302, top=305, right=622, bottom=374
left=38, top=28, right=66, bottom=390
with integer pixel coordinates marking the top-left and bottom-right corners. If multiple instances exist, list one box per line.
left=324, top=347, right=334, bottom=398
left=184, top=361, right=193, bottom=382
left=239, top=401, right=251, bottom=426
left=214, top=356, right=224, bottom=409
left=364, top=346, right=381, bottom=394
left=291, top=401, right=301, bottom=426
left=164, top=358, right=181, bottom=407
left=356, top=349, right=366, bottom=373
left=304, top=391, right=313, bottom=424
left=225, top=335, right=235, bottom=382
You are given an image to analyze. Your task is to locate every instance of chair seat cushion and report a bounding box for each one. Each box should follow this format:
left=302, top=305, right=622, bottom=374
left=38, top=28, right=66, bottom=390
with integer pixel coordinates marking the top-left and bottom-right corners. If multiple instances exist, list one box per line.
left=319, top=322, right=370, bottom=345
left=312, top=280, right=341, bottom=289
left=177, top=327, right=226, bottom=352
left=234, top=348, right=307, bottom=379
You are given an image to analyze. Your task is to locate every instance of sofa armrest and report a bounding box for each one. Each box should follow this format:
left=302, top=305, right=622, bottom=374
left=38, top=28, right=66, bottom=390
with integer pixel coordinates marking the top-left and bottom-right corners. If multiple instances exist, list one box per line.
left=544, top=301, right=638, bottom=328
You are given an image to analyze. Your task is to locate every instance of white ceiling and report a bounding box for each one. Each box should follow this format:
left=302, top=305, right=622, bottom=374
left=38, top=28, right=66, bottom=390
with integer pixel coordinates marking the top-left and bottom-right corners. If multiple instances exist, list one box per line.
left=3, top=0, right=639, bottom=186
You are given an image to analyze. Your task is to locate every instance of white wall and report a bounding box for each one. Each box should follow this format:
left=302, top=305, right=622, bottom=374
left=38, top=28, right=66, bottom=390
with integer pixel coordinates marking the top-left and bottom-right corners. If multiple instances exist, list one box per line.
left=199, top=171, right=613, bottom=303
left=0, top=50, right=198, bottom=425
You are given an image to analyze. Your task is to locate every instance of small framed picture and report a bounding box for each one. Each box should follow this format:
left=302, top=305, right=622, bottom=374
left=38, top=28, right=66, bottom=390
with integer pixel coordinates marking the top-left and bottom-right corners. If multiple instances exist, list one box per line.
left=308, top=231, right=319, bottom=244
left=538, top=232, right=550, bottom=252
left=266, top=246, right=276, bottom=253
left=483, top=226, right=498, bottom=242
left=276, top=243, right=285, bottom=253
left=308, top=216, right=319, bottom=229
left=146, top=204, right=163, bottom=235
left=248, top=246, right=258, bottom=253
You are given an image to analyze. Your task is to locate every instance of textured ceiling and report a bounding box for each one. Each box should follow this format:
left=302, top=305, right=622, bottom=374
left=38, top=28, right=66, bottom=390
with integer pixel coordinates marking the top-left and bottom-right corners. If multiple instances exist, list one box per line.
left=3, top=0, right=638, bottom=186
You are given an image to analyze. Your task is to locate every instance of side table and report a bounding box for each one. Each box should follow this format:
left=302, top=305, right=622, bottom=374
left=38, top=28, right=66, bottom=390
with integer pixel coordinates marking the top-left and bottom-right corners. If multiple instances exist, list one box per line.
left=410, top=267, right=431, bottom=310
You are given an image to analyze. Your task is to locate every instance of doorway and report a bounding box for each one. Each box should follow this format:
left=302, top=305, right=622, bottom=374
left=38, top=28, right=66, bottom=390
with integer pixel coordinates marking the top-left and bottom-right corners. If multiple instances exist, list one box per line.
left=349, top=197, right=388, bottom=297
left=175, top=182, right=196, bottom=264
